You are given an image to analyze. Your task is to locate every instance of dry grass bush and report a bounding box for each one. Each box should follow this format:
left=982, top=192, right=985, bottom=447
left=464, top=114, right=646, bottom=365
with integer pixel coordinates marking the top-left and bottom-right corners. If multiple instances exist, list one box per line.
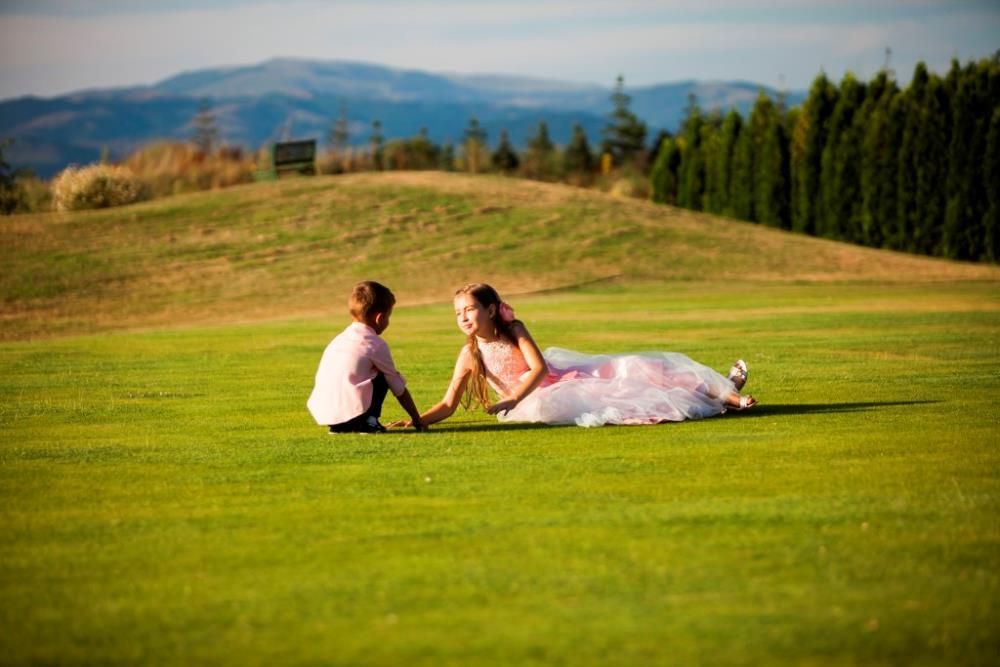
left=316, top=148, right=371, bottom=175
left=598, top=167, right=651, bottom=200
left=50, top=164, right=148, bottom=211
left=124, top=142, right=256, bottom=197
left=11, top=175, right=52, bottom=213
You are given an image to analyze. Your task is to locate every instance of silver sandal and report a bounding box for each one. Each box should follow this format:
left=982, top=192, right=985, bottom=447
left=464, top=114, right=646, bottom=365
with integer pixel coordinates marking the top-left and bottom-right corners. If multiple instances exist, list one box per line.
left=728, top=359, right=748, bottom=391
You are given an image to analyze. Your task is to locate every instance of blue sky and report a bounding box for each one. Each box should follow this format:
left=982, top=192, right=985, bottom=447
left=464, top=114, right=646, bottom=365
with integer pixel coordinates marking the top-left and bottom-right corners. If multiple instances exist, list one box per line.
left=1, top=0, right=997, bottom=100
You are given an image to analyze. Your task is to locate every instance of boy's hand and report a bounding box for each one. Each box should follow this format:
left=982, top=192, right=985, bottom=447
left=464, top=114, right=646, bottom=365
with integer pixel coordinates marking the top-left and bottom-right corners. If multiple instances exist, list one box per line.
left=387, top=419, right=428, bottom=432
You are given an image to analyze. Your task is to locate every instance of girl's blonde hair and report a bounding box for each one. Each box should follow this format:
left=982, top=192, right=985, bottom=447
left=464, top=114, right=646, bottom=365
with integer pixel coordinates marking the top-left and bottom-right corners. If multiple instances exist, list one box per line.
left=456, top=283, right=518, bottom=411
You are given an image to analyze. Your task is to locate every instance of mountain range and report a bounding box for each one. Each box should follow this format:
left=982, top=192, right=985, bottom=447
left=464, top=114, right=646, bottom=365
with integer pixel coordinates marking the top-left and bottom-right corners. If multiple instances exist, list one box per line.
left=0, top=58, right=805, bottom=179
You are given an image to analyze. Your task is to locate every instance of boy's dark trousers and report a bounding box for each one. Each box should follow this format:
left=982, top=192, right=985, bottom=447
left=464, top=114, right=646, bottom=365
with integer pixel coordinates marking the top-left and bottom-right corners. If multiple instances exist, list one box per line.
left=328, top=372, right=389, bottom=433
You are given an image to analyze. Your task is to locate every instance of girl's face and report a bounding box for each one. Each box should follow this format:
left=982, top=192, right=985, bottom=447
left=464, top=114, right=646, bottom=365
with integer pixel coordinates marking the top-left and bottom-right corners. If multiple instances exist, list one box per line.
left=454, top=293, right=496, bottom=338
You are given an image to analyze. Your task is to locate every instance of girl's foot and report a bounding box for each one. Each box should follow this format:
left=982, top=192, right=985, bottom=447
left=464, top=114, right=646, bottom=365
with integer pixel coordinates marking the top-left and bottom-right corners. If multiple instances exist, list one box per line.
left=725, top=394, right=757, bottom=410
left=728, top=359, right=748, bottom=391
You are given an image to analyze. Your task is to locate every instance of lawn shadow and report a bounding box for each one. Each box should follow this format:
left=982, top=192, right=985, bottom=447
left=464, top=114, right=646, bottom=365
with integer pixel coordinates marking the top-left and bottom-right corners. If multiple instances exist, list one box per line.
left=379, top=401, right=943, bottom=434
left=384, top=421, right=576, bottom=434
left=736, top=400, right=942, bottom=418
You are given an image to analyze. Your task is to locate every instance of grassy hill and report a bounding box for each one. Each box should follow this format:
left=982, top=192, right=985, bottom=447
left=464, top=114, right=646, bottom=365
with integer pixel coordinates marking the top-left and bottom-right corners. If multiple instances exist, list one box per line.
left=2, top=173, right=999, bottom=665
left=2, top=171, right=997, bottom=340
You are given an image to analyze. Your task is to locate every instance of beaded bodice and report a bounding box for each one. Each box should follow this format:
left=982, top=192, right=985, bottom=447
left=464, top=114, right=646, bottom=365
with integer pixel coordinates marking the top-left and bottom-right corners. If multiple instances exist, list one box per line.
left=478, top=338, right=529, bottom=396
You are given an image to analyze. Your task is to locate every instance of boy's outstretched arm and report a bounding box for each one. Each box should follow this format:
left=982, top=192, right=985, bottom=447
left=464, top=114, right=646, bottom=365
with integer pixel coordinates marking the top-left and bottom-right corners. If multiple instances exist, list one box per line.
left=395, top=389, right=427, bottom=431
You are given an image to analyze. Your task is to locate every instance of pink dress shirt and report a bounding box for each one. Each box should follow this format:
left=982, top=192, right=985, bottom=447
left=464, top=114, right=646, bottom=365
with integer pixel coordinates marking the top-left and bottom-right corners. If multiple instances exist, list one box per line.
left=307, top=322, right=408, bottom=425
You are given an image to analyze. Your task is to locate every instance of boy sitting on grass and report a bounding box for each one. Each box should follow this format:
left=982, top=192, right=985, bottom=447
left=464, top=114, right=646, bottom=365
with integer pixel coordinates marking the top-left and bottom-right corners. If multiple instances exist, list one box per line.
left=307, top=280, right=425, bottom=434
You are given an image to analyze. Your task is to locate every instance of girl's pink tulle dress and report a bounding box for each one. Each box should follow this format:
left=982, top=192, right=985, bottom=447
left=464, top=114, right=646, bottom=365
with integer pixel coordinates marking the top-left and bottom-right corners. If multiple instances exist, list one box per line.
left=479, top=341, right=736, bottom=427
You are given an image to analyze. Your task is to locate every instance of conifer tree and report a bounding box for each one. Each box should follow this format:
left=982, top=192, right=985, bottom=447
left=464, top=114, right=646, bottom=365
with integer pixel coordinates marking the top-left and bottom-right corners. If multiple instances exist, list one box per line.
left=677, top=95, right=705, bottom=210
left=912, top=72, right=951, bottom=254
left=942, top=60, right=992, bottom=259
left=984, top=106, right=1000, bottom=262
left=192, top=98, right=219, bottom=155
left=858, top=71, right=899, bottom=247
left=329, top=105, right=349, bottom=154
left=491, top=129, right=519, bottom=174
left=895, top=63, right=928, bottom=252
left=369, top=119, right=384, bottom=170
left=384, top=128, right=440, bottom=170
left=792, top=73, right=837, bottom=235
left=523, top=121, right=556, bottom=180
left=0, top=138, right=22, bottom=215
left=717, top=110, right=743, bottom=218
left=410, top=127, right=440, bottom=170
left=819, top=73, right=865, bottom=240
left=751, top=92, right=790, bottom=228
left=461, top=116, right=489, bottom=173
left=878, top=93, right=908, bottom=249
left=439, top=142, right=456, bottom=172
left=783, top=103, right=801, bottom=215
left=562, top=124, right=594, bottom=183
left=700, top=111, right=725, bottom=214
left=729, top=119, right=754, bottom=221
left=649, top=137, right=682, bottom=205
left=601, top=75, right=647, bottom=168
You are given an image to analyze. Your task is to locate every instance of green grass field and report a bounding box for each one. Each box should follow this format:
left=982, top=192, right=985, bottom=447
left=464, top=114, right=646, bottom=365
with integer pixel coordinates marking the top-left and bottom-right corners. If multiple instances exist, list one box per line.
left=2, top=174, right=999, bottom=665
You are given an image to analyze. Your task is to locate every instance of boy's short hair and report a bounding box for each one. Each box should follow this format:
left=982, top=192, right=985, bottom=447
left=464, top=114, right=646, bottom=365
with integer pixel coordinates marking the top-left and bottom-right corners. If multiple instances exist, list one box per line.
left=349, top=280, right=396, bottom=321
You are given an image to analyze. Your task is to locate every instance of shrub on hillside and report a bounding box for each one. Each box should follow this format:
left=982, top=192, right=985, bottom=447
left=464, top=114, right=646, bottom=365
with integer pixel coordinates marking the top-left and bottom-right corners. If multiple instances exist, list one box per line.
left=123, top=143, right=255, bottom=197
left=9, top=175, right=52, bottom=213
left=601, top=166, right=651, bottom=200
left=51, top=164, right=148, bottom=211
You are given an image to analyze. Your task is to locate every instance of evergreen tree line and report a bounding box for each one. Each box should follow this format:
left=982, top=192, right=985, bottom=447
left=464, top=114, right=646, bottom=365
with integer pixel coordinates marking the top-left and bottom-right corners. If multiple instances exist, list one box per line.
left=324, top=114, right=612, bottom=185
left=651, top=57, right=1000, bottom=262
left=322, top=76, right=647, bottom=186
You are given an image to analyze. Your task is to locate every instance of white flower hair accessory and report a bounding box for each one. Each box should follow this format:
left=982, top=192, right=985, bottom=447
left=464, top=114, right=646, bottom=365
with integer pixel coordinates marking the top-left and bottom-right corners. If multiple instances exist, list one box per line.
left=498, top=301, right=516, bottom=324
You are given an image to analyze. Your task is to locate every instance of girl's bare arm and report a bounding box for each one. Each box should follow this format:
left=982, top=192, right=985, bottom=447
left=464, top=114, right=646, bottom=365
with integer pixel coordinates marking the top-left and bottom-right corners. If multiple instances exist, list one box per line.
left=407, top=346, right=473, bottom=427
left=487, top=322, right=548, bottom=415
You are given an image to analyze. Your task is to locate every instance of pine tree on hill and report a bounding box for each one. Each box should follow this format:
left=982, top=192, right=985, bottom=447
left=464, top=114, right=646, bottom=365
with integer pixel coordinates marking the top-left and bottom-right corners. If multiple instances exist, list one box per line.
left=941, top=59, right=994, bottom=260
left=912, top=72, right=951, bottom=255
left=369, top=120, right=384, bottom=170
left=677, top=95, right=705, bottom=210
left=650, top=136, right=682, bottom=205
left=792, top=72, right=838, bottom=235
left=895, top=63, right=928, bottom=252
left=751, top=92, right=790, bottom=228
left=562, top=124, right=594, bottom=183
left=857, top=70, right=898, bottom=247
left=328, top=105, right=349, bottom=153
left=819, top=72, right=866, bottom=240
left=717, top=110, right=743, bottom=219
left=410, top=128, right=440, bottom=169
left=192, top=98, right=219, bottom=155
left=461, top=116, right=489, bottom=173
left=701, top=110, right=725, bottom=215
left=523, top=121, right=557, bottom=180
left=491, top=129, right=519, bottom=174
left=730, top=118, right=755, bottom=221
left=984, top=107, right=1000, bottom=262
left=601, top=75, right=647, bottom=169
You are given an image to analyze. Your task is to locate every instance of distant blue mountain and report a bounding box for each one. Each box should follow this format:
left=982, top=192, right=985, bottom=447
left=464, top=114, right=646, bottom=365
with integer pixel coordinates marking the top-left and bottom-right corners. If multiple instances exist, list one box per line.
left=0, top=58, right=805, bottom=178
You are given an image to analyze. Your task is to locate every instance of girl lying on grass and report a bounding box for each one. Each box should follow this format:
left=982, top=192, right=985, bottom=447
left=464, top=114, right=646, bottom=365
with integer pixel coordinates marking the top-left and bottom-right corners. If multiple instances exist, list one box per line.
left=392, top=283, right=756, bottom=428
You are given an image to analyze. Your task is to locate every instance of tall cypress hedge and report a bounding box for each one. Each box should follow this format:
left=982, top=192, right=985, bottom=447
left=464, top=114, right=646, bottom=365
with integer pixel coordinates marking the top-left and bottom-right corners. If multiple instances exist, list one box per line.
left=655, top=56, right=1000, bottom=263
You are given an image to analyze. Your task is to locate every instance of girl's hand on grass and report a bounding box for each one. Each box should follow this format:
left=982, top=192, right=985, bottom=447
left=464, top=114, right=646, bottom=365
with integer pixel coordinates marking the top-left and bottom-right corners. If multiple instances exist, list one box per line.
left=487, top=399, right=517, bottom=415
left=386, top=419, right=411, bottom=428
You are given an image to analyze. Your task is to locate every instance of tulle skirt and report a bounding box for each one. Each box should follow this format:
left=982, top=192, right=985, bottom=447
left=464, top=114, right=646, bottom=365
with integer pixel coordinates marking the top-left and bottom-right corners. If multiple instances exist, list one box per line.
left=498, top=347, right=736, bottom=427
